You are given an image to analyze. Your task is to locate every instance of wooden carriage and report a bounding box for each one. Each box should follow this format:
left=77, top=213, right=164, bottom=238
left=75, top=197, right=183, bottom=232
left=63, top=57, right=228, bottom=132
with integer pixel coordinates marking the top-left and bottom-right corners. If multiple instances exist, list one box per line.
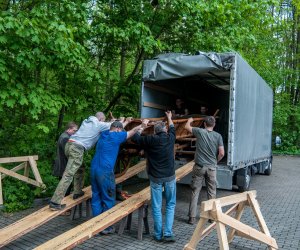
left=114, top=112, right=218, bottom=177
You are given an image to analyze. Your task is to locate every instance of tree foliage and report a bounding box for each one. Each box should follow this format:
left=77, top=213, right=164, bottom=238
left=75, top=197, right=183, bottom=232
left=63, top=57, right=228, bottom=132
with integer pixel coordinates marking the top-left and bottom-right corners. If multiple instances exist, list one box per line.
left=0, top=0, right=299, bottom=211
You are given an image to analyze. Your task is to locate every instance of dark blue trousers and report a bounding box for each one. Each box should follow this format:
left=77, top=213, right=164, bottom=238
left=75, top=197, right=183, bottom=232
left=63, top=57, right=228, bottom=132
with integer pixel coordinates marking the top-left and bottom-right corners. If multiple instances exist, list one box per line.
left=91, top=169, right=115, bottom=216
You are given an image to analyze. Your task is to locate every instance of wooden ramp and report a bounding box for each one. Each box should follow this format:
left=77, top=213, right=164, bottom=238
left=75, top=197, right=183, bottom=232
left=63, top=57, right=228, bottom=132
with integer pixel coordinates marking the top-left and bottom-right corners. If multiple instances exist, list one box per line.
left=34, top=161, right=194, bottom=250
left=0, top=160, right=146, bottom=248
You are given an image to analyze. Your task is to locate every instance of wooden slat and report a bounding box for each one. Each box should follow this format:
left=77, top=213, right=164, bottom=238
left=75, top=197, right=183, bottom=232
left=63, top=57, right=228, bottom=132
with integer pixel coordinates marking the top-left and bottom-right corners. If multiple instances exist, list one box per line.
left=0, top=161, right=147, bottom=248
left=1, top=162, right=26, bottom=179
left=216, top=212, right=278, bottom=249
left=227, top=201, right=246, bottom=243
left=0, top=167, right=43, bottom=187
left=28, top=156, right=43, bottom=184
left=201, top=191, right=256, bottom=212
left=143, top=101, right=166, bottom=111
left=214, top=201, right=229, bottom=250
left=0, top=155, right=38, bottom=164
left=34, top=161, right=194, bottom=250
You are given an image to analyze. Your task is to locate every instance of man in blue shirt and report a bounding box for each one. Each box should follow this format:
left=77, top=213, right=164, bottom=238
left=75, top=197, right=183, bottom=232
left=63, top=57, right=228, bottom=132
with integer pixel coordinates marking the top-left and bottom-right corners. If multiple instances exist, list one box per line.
left=91, top=120, right=142, bottom=235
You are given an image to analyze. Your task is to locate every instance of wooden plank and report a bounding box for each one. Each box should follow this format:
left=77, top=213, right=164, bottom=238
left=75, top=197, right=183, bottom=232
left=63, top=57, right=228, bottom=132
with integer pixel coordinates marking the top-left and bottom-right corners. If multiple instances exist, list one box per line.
left=144, top=82, right=178, bottom=96
left=1, top=162, right=26, bottom=179
left=227, top=201, right=246, bottom=243
left=28, top=156, right=43, bottom=184
left=24, top=162, right=29, bottom=177
left=0, top=167, right=43, bottom=187
left=247, top=193, right=276, bottom=250
left=216, top=212, right=278, bottom=249
left=143, top=101, right=166, bottom=111
left=214, top=201, right=229, bottom=250
left=34, top=161, right=194, bottom=250
left=201, top=191, right=256, bottom=212
left=0, top=155, right=38, bottom=164
left=183, top=216, right=208, bottom=250
left=0, top=161, right=147, bottom=248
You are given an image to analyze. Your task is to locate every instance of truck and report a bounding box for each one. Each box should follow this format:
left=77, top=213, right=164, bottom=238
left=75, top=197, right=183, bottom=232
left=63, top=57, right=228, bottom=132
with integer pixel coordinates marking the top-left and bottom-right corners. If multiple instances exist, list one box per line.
left=138, top=51, right=273, bottom=191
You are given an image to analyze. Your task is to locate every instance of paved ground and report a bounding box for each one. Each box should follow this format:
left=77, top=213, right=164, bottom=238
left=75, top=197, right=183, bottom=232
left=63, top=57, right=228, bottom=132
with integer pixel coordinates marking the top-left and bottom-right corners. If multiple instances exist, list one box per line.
left=1, top=155, right=300, bottom=250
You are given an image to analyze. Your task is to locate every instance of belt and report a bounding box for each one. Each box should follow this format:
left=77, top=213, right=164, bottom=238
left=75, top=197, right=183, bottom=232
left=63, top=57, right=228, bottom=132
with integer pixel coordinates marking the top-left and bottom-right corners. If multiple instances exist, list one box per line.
left=68, top=140, right=85, bottom=150
left=195, top=163, right=204, bottom=168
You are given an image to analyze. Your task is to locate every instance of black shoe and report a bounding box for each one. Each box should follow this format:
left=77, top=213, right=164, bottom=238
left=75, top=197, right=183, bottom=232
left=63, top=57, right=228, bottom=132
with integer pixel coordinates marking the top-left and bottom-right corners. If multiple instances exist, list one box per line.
left=49, top=201, right=66, bottom=211
left=100, top=226, right=115, bottom=235
left=73, top=191, right=85, bottom=200
left=188, top=217, right=196, bottom=225
left=208, top=219, right=213, bottom=223
left=153, top=236, right=163, bottom=242
left=164, top=235, right=176, bottom=243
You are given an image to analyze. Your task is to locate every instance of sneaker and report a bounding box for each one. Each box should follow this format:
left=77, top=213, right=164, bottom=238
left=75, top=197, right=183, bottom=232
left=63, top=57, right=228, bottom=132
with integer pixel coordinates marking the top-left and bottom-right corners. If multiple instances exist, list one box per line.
left=164, top=235, right=176, bottom=243
left=100, top=226, right=115, bottom=235
left=188, top=217, right=196, bottom=225
left=49, top=201, right=66, bottom=211
left=73, top=191, right=85, bottom=200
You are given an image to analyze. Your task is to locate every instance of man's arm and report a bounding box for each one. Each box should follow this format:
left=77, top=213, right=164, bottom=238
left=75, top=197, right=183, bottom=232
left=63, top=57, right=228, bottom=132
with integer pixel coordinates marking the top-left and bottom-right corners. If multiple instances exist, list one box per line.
left=218, top=146, right=225, bottom=162
left=126, top=119, right=149, bottom=139
left=122, top=117, right=132, bottom=128
left=184, top=117, right=194, bottom=133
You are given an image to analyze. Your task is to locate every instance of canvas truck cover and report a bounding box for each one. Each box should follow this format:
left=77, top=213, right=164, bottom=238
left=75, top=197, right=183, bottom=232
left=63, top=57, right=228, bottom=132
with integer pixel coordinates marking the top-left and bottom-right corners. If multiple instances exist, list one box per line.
left=141, top=52, right=273, bottom=168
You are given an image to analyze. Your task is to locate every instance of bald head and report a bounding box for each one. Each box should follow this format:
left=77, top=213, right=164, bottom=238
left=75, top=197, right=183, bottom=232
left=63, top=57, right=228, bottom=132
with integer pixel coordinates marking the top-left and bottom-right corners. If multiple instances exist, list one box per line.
left=95, top=112, right=105, bottom=122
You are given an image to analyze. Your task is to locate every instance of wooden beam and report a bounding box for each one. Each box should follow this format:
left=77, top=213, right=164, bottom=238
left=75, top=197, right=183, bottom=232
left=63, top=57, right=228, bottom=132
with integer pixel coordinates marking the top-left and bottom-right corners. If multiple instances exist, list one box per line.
left=227, top=201, right=246, bottom=243
left=214, top=201, right=229, bottom=250
left=143, top=101, right=166, bottom=111
left=216, top=212, right=278, bottom=249
left=0, top=155, right=38, bottom=164
left=34, top=161, right=194, bottom=250
left=0, top=161, right=147, bottom=248
left=247, top=192, right=275, bottom=250
left=1, top=162, right=26, bottom=179
left=144, top=82, right=178, bottom=96
left=201, top=191, right=256, bottom=212
left=0, top=167, right=43, bottom=188
left=28, top=156, right=43, bottom=184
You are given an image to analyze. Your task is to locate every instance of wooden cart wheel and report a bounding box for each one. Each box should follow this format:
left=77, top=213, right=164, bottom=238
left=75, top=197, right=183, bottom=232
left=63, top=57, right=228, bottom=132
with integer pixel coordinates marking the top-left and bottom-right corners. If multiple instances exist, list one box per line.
left=114, top=152, right=132, bottom=178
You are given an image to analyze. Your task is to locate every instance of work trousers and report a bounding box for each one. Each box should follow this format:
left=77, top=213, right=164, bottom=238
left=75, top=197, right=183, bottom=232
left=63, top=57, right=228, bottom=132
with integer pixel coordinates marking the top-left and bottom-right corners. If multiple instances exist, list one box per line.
left=188, top=164, right=217, bottom=218
left=150, top=179, right=176, bottom=240
left=91, top=170, right=115, bottom=216
left=51, top=142, right=85, bottom=204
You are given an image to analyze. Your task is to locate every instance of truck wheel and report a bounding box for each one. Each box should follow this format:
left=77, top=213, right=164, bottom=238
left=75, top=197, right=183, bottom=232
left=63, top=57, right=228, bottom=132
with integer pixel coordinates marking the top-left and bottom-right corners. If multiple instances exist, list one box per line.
left=238, top=170, right=251, bottom=192
left=264, top=160, right=272, bottom=176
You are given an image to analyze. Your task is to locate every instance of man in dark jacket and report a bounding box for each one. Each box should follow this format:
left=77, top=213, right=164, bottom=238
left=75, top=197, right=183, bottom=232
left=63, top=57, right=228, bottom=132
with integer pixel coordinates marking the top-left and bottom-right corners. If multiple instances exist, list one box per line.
left=53, top=121, right=78, bottom=196
left=131, top=111, right=176, bottom=243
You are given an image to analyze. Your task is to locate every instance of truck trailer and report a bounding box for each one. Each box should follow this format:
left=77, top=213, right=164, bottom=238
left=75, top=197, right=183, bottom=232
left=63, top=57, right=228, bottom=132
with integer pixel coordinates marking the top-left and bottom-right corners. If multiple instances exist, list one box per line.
left=139, top=52, right=273, bottom=191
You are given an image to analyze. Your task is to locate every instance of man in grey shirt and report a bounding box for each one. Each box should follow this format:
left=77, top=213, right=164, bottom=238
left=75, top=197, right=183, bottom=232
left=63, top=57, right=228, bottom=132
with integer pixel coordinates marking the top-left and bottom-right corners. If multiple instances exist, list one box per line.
left=50, top=112, right=130, bottom=210
left=184, top=116, right=225, bottom=224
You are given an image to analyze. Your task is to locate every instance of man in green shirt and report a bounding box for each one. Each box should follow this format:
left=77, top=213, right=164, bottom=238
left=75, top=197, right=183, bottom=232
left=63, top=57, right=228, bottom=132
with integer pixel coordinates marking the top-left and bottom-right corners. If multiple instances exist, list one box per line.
left=184, top=116, right=225, bottom=225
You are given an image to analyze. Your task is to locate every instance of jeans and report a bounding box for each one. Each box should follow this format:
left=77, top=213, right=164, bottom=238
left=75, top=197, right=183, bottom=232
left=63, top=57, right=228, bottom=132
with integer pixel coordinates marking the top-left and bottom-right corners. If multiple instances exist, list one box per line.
left=188, top=164, right=217, bottom=218
left=150, top=179, right=176, bottom=240
left=91, top=169, right=115, bottom=217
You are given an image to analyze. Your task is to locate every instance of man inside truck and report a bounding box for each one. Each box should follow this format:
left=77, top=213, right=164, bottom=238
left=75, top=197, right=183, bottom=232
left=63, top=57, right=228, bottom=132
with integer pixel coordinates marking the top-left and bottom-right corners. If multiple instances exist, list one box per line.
left=184, top=116, right=224, bottom=225
left=172, top=98, right=189, bottom=117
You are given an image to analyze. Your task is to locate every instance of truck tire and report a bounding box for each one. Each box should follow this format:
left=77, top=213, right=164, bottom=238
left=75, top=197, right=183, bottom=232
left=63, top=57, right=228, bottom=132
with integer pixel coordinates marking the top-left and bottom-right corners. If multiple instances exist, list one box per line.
left=238, top=169, right=251, bottom=192
left=264, top=159, right=272, bottom=176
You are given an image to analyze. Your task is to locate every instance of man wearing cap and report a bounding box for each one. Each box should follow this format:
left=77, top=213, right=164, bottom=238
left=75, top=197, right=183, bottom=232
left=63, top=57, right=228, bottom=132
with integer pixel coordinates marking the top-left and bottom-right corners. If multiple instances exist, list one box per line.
left=131, top=111, right=176, bottom=243
left=184, top=116, right=225, bottom=225
left=49, top=112, right=115, bottom=211
left=91, top=120, right=142, bottom=235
